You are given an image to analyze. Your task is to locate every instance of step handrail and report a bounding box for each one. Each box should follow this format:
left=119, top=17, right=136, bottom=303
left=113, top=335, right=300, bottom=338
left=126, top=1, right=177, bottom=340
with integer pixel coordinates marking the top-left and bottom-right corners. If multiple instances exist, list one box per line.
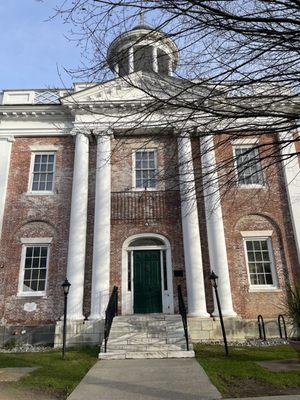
left=104, top=286, right=118, bottom=352
left=177, top=285, right=189, bottom=351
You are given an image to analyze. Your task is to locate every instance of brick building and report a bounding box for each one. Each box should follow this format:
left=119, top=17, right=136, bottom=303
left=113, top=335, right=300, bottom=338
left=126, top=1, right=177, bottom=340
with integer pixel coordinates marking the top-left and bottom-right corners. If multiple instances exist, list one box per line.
left=0, top=24, right=300, bottom=347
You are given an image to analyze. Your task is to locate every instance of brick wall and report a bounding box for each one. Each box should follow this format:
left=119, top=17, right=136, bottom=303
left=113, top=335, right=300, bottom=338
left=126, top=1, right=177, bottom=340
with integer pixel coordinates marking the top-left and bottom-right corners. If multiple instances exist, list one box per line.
left=0, top=136, right=74, bottom=324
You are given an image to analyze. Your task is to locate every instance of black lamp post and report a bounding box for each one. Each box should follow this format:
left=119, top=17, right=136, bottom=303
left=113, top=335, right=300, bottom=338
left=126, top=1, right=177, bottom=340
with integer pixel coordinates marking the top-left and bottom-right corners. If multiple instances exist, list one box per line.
left=209, top=271, right=229, bottom=356
left=62, top=278, right=71, bottom=359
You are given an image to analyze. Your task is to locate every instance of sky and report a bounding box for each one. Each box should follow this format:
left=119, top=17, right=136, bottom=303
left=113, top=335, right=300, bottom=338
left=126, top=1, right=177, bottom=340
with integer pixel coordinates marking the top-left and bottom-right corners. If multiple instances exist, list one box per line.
left=0, top=1, right=82, bottom=90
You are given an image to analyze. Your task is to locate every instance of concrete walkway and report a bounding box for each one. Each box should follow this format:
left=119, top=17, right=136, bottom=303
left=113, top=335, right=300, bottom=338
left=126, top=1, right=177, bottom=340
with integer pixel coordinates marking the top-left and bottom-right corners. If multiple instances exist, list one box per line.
left=67, top=359, right=222, bottom=400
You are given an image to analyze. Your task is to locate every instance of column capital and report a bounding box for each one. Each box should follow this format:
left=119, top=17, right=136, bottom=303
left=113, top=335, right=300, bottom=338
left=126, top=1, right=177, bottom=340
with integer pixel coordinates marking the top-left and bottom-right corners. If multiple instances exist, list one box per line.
left=93, top=127, right=114, bottom=138
left=0, top=135, right=15, bottom=142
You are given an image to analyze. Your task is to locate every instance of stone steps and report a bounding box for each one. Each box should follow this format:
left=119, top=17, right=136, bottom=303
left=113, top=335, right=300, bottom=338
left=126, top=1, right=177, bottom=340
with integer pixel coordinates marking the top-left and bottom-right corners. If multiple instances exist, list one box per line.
left=99, top=314, right=194, bottom=360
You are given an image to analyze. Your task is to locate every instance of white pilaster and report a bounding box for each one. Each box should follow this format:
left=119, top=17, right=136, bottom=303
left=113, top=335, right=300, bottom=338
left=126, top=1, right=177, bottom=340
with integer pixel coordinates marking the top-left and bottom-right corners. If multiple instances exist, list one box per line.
left=89, top=131, right=112, bottom=320
left=129, top=47, right=134, bottom=74
left=0, top=136, right=14, bottom=241
left=66, top=132, right=89, bottom=320
left=200, top=135, right=236, bottom=317
left=152, top=46, right=158, bottom=73
left=177, top=132, right=209, bottom=317
left=280, top=130, right=300, bottom=268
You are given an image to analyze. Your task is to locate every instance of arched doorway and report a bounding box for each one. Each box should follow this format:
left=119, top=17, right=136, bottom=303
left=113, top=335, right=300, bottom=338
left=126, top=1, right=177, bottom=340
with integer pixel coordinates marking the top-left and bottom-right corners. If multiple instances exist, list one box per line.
left=121, top=234, right=174, bottom=315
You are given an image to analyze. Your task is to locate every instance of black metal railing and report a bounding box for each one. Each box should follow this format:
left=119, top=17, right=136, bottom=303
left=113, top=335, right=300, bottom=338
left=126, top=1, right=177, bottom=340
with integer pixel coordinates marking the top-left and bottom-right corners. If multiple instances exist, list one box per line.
left=278, top=314, right=288, bottom=340
left=104, top=286, right=118, bottom=353
left=257, top=314, right=266, bottom=341
left=178, top=285, right=189, bottom=351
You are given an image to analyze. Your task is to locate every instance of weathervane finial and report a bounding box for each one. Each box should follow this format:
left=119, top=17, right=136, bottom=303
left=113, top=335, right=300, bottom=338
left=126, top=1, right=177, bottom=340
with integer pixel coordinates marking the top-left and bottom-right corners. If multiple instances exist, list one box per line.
left=139, top=1, right=145, bottom=25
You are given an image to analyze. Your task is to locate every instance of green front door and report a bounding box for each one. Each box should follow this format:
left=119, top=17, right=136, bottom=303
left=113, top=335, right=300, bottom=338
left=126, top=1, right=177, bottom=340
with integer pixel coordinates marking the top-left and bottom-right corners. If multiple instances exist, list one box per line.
left=133, top=250, right=162, bottom=314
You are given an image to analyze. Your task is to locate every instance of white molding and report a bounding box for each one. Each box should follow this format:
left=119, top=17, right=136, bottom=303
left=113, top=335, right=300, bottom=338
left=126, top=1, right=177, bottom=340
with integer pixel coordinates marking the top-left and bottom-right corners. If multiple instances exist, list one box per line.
left=29, top=145, right=60, bottom=151
left=17, top=242, right=51, bottom=297
left=21, top=237, right=53, bottom=244
left=241, top=230, right=273, bottom=237
left=121, top=233, right=174, bottom=315
left=231, top=138, right=259, bottom=145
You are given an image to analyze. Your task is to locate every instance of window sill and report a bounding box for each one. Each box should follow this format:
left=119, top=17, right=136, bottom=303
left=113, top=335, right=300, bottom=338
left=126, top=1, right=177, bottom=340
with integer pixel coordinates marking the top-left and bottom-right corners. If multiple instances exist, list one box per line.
left=17, top=292, right=47, bottom=298
left=237, top=184, right=266, bottom=190
left=248, top=287, right=281, bottom=293
left=25, top=191, right=55, bottom=196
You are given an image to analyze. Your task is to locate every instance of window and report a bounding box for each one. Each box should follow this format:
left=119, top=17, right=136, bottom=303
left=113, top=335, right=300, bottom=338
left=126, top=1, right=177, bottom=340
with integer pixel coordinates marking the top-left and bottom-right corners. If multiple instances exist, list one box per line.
left=30, top=153, right=55, bottom=192
left=19, top=244, right=49, bottom=296
left=134, top=150, right=157, bottom=189
left=244, top=238, right=276, bottom=287
left=234, top=146, right=264, bottom=186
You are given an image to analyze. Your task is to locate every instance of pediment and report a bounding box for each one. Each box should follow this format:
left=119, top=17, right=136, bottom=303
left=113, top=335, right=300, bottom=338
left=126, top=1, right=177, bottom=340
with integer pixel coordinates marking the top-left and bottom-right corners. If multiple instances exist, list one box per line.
left=61, top=71, right=210, bottom=105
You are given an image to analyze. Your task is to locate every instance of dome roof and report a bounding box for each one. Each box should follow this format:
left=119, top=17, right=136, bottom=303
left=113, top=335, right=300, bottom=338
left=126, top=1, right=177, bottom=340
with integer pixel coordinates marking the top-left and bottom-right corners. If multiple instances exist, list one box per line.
left=107, top=24, right=179, bottom=77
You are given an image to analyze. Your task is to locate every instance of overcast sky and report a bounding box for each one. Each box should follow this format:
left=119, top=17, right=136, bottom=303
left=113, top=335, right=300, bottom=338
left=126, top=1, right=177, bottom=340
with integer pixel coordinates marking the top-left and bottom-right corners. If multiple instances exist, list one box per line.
left=0, top=1, right=82, bottom=90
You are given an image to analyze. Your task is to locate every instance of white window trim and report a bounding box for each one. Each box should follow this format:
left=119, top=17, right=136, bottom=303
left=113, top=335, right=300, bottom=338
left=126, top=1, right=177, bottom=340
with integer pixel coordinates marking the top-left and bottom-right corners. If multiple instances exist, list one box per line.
left=29, top=145, right=60, bottom=152
left=27, top=151, right=57, bottom=195
left=243, top=236, right=278, bottom=291
left=241, top=230, right=273, bottom=238
left=18, top=239, right=51, bottom=298
left=233, top=144, right=265, bottom=188
left=132, top=148, right=158, bottom=191
left=232, top=138, right=259, bottom=145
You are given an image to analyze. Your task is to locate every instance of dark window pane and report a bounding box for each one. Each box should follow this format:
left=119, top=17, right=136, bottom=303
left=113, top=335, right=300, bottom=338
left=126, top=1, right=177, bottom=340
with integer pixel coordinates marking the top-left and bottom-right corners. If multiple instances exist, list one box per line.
left=24, top=270, right=31, bottom=280
left=246, top=241, right=253, bottom=250
left=32, top=269, right=39, bottom=279
left=39, top=269, right=46, bottom=280
left=31, top=281, right=38, bottom=291
left=38, top=281, right=45, bottom=291
left=33, top=247, right=40, bottom=257
left=266, top=274, right=273, bottom=284
left=26, top=247, right=33, bottom=257
left=32, top=258, right=40, bottom=268
left=40, top=258, right=47, bottom=268
left=41, top=247, right=48, bottom=257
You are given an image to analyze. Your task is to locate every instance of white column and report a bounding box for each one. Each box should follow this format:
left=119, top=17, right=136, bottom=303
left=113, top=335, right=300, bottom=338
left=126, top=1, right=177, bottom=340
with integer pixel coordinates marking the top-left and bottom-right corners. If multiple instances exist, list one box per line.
left=200, top=135, right=236, bottom=317
left=66, top=132, right=89, bottom=320
left=129, top=47, right=134, bottom=74
left=0, top=136, right=14, bottom=241
left=89, top=131, right=112, bottom=319
left=168, top=57, right=173, bottom=77
left=280, top=131, right=300, bottom=267
left=177, top=133, right=209, bottom=317
left=114, top=63, right=119, bottom=77
left=152, top=46, right=158, bottom=73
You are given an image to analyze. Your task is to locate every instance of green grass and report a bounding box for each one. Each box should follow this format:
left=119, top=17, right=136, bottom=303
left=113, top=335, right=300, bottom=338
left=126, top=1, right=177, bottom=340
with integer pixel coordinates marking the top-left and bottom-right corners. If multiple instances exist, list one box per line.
left=0, top=346, right=98, bottom=399
left=195, top=344, right=300, bottom=398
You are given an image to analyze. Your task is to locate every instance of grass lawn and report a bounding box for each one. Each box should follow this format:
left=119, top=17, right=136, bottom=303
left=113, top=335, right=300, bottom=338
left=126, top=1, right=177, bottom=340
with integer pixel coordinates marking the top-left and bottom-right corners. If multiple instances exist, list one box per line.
left=195, top=344, right=300, bottom=398
left=0, top=346, right=98, bottom=399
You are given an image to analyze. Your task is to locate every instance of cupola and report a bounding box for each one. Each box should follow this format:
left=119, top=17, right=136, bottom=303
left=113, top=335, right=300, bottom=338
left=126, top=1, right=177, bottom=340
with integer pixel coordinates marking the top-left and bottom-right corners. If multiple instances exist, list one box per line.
left=107, top=23, right=179, bottom=77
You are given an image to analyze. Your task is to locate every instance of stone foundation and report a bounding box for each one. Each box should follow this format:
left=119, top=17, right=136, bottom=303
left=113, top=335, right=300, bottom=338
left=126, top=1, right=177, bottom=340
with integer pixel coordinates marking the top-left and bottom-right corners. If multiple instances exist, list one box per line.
left=188, top=317, right=292, bottom=342
left=54, top=319, right=104, bottom=347
left=0, top=324, right=55, bottom=347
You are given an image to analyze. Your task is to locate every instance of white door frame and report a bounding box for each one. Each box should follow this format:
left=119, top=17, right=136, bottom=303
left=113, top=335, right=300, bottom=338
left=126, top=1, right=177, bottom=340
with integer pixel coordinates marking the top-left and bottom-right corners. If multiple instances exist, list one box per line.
left=121, top=233, right=174, bottom=315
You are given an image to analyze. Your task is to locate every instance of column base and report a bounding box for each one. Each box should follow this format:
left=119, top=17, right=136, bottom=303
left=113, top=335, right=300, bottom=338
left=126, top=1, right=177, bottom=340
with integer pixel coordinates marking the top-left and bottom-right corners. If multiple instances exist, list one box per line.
left=66, top=314, right=85, bottom=321
left=212, top=310, right=237, bottom=318
left=88, top=314, right=105, bottom=321
left=188, top=311, right=210, bottom=318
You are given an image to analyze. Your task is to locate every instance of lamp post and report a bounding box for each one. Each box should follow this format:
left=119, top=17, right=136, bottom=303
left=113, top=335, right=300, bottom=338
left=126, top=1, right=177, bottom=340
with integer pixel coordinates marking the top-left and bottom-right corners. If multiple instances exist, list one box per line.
left=62, top=278, right=71, bottom=359
left=209, top=271, right=229, bottom=356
